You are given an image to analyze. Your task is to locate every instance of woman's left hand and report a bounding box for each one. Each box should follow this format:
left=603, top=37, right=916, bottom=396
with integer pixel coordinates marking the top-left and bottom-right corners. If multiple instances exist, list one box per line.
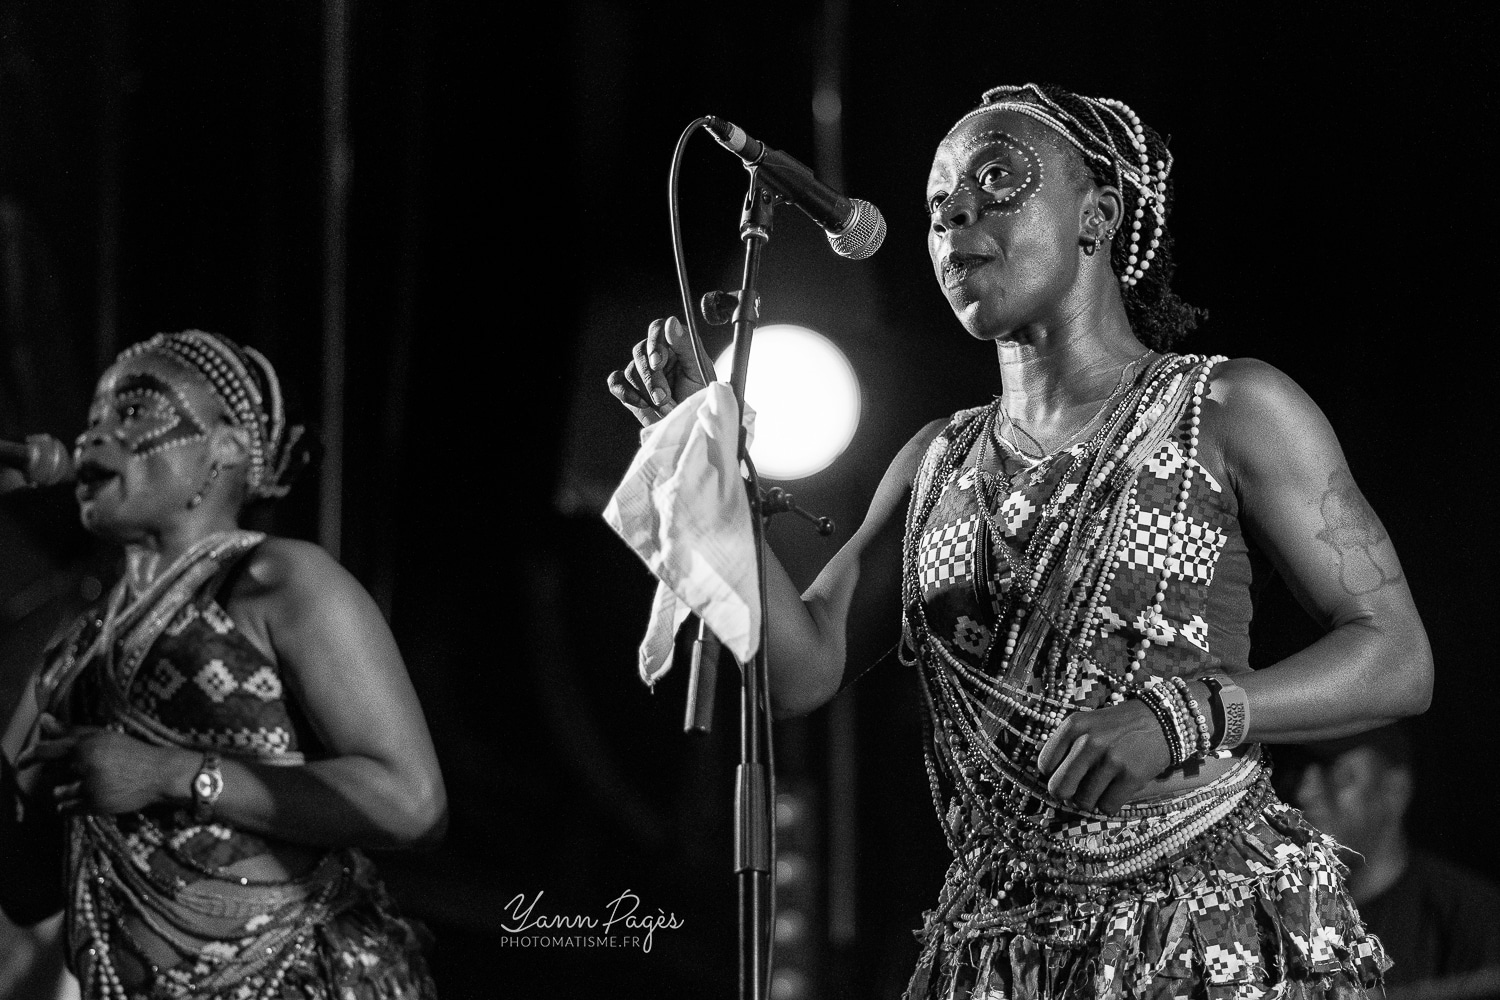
left=1035, top=699, right=1172, bottom=815
left=17, top=714, right=173, bottom=815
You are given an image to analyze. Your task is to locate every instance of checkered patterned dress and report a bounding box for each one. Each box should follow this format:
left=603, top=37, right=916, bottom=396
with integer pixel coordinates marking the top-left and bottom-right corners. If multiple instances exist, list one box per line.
left=901, top=355, right=1388, bottom=1000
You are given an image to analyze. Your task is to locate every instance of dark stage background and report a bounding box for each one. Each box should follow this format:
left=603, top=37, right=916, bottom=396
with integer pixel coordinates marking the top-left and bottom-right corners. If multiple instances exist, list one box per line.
left=1, top=3, right=1494, bottom=998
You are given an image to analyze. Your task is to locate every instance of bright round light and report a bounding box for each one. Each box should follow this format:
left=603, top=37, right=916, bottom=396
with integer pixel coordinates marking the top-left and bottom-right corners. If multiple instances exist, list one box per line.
left=715, top=324, right=861, bottom=481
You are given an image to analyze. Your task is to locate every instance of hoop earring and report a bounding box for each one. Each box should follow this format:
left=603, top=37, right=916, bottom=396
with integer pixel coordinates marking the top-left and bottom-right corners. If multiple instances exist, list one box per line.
left=187, top=463, right=220, bottom=510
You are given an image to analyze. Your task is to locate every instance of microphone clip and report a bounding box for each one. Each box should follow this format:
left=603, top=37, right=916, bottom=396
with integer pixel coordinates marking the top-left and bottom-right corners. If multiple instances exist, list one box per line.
left=758, top=486, right=834, bottom=537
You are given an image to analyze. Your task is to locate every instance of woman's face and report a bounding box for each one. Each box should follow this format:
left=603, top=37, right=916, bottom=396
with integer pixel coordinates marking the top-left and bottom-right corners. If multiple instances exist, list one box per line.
left=926, top=109, right=1090, bottom=340
left=73, top=353, right=224, bottom=539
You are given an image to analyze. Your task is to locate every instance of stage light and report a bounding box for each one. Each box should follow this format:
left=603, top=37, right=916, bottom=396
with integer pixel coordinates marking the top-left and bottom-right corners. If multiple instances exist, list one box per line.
left=715, top=325, right=860, bottom=481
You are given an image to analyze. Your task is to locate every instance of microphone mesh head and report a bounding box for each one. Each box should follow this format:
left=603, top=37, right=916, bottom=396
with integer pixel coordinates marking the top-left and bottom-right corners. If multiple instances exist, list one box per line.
left=828, top=199, right=887, bottom=260
left=26, top=434, right=75, bottom=486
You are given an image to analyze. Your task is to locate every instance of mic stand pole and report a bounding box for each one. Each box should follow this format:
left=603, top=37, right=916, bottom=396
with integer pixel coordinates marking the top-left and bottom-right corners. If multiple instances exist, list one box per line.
left=726, top=167, right=776, bottom=1000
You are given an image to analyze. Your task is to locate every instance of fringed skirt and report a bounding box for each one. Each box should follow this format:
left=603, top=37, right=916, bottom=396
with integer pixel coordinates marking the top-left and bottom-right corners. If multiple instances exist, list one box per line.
left=905, top=792, right=1388, bottom=1000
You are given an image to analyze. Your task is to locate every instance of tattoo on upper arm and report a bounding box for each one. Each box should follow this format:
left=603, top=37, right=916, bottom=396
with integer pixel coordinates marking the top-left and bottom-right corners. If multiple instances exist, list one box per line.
left=1314, top=468, right=1403, bottom=595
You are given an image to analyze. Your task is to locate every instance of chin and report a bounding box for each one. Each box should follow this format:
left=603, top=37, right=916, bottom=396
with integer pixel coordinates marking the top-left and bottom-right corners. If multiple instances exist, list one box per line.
left=952, top=304, right=1014, bottom=343
left=78, top=501, right=148, bottom=544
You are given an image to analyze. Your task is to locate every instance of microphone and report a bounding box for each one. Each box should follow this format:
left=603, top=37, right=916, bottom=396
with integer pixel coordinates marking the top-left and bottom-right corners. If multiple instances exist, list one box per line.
left=0, top=435, right=76, bottom=487
left=703, top=117, right=886, bottom=260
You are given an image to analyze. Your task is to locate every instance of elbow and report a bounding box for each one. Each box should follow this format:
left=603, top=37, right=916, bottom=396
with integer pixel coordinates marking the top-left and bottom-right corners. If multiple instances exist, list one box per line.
left=769, top=663, right=842, bottom=720
left=770, top=690, right=815, bottom=720
left=390, top=774, right=449, bottom=851
left=1386, top=627, right=1434, bottom=720
left=1403, top=643, right=1434, bottom=718
left=410, top=798, right=449, bottom=852
left=767, top=629, right=851, bottom=720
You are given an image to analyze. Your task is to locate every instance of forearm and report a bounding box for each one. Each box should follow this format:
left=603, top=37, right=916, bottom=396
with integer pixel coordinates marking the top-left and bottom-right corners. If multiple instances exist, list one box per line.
left=1199, top=614, right=1432, bottom=745
left=154, top=748, right=447, bottom=851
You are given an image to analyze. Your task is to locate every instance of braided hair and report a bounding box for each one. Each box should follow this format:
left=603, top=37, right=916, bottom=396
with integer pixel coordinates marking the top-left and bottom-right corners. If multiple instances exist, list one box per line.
left=949, top=82, right=1206, bottom=352
left=117, top=330, right=316, bottom=500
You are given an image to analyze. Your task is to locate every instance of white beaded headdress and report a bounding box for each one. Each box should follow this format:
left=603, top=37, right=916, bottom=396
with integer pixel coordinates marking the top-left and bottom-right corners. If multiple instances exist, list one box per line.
left=118, top=330, right=301, bottom=499
left=948, top=83, right=1171, bottom=288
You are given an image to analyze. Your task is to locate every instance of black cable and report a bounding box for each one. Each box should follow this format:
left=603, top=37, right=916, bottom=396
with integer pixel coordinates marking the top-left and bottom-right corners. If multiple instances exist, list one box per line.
left=668, top=117, right=716, bottom=388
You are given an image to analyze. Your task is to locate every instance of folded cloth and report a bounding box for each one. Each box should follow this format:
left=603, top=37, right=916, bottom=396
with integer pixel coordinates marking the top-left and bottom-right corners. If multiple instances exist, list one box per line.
left=603, top=383, right=760, bottom=687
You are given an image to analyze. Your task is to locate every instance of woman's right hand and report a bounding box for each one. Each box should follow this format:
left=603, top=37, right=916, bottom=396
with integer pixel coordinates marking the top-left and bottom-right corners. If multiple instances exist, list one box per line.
left=606, top=316, right=714, bottom=427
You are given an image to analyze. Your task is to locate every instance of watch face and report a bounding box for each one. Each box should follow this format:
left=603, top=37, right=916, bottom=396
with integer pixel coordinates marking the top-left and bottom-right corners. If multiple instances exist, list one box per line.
left=194, top=770, right=222, bottom=799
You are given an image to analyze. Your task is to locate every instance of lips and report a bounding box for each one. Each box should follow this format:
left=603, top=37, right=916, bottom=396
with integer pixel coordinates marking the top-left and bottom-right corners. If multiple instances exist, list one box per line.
left=74, top=459, right=121, bottom=500
left=941, top=250, right=995, bottom=286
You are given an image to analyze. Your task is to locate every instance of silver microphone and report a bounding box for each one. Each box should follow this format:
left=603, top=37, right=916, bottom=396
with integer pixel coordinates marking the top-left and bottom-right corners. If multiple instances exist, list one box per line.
left=703, top=117, right=886, bottom=260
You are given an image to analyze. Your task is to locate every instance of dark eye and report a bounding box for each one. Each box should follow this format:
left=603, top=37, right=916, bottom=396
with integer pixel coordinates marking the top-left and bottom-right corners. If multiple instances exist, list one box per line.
left=926, top=192, right=947, bottom=214
left=979, top=164, right=1011, bottom=187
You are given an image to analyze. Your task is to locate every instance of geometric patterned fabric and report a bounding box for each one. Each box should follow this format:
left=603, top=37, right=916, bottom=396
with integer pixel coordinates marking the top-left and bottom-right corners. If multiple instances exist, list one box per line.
left=914, top=415, right=1254, bottom=718
left=51, top=536, right=436, bottom=998
left=61, top=543, right=319, bottom=884
left=134, top=577, right=305, bottom=759
left=902, top=370, right=1389, bottom=1000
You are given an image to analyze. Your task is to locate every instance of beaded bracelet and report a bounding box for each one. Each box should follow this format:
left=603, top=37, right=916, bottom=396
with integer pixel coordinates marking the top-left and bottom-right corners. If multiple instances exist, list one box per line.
left=1157, top=678, right=1193, bottom=759
left=1200, top=674, right=1250, bottom=751
left=1137, top=676, right=1191, bottom=767
left=1169, top=675, right=1212, bottom=762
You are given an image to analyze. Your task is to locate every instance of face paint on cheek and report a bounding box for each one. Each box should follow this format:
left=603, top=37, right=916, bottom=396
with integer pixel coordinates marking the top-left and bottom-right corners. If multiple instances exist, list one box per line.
left=111, top=373, right=209, bottom=457
left=957, top=130, right=1044, bottom=217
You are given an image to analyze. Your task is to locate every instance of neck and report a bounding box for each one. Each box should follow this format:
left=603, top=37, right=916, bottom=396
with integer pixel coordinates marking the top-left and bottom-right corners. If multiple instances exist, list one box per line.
left=121, top=513, right=240, bottom=594
left=993, top=291, right=1147, bottom=423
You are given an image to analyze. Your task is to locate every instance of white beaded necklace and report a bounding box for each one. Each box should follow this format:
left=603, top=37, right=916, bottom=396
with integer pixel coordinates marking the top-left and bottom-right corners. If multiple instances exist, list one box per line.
left=902, top=352, right=1236, bottom=899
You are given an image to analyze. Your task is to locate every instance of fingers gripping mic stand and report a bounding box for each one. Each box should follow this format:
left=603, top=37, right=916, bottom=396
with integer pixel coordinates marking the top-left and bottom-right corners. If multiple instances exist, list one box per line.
left=679, top=167, right=834, bottom=1000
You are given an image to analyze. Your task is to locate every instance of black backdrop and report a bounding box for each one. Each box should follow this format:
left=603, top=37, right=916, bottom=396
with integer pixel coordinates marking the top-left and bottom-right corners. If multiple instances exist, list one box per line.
left=1, top=3, right=1495, bottom=998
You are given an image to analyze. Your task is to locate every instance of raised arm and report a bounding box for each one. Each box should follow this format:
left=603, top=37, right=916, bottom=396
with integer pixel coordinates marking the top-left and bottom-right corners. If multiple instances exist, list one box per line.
left=606, top=314, right=944, bottom=718
left=1204, top=358, right=1432, bottom=740
left=763, top=418, right=945, bottom=717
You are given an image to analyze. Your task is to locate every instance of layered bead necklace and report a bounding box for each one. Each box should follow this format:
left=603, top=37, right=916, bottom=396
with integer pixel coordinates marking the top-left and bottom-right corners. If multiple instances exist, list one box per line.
left=900, top=352, right=1257, bottom=918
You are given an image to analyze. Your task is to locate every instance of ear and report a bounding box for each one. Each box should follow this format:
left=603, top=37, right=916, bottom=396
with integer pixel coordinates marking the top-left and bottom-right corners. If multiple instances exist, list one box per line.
left=1081, top=183, right=1125, bottom=244
left=208, top=423, right=252, bottom=470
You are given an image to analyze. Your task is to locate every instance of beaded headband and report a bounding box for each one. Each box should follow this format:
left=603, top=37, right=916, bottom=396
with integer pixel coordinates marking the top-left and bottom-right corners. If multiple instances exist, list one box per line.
left=117, top=330, right=299, bottom=499
left=947, top=83, right=1171, bottom=287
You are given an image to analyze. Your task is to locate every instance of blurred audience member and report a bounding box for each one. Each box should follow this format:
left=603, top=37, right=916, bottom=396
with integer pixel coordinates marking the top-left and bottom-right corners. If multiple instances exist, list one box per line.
left=1281, top=725, right=1500, bottom=1000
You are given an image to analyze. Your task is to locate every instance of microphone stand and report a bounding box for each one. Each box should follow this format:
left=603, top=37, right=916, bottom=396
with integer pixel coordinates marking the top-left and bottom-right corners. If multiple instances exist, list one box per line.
left=679, top=165, right=839, bottom=1000
left=726, top=167, right=775, bottom=1000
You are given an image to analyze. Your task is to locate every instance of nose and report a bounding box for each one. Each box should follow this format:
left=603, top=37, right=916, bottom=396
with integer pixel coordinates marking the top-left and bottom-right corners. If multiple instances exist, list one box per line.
left=74, top=425, right=110, bottom=457
left=932, top=180, right=980, bottom=233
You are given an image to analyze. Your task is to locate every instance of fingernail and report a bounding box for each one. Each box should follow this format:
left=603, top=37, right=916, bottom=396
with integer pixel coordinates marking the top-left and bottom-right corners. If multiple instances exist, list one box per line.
left=649, top=352, right=661, bottom=368
left=651, top=389, right=667, bottom=405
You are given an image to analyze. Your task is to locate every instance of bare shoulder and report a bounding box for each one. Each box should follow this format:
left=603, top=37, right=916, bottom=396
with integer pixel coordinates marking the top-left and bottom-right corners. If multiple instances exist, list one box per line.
left=899, top=417, right=950, bottom=473
left=1206, top=357, right=1318, bottom=414
left=838, top=416, right=950, bottom=550
left=882, top=416, right=952, bottom=498
left=1204, top=357, right=1338, bottom=464
left=234, top=536, right=358, bottom=609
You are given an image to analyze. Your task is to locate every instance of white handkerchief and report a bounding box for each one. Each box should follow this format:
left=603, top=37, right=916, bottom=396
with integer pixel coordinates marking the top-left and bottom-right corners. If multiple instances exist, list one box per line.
left=602, top=383, right=760, bottom=687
